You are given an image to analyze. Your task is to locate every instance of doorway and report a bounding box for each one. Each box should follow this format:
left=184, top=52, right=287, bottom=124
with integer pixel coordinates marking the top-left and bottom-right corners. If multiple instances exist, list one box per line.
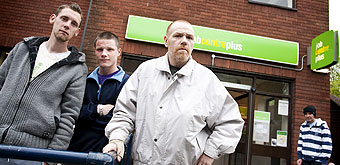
left=213, top=72, right=292, bottom=165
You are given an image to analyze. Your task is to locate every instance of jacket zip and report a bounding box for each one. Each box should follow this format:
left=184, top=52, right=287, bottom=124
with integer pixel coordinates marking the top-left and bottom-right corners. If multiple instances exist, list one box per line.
left=0, top=58, right=71, bottom=143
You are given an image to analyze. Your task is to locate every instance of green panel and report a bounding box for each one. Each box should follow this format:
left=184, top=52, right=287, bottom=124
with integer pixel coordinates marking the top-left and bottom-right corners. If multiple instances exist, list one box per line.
left=254, top=111, right=270, bottom=121
left=125, top=15, right=170, bottom=44
left=311, top=30, right=339, bottom=70
left=126, top=15, right=299, bottom=65
left=277, top=131, right=287, bottom=135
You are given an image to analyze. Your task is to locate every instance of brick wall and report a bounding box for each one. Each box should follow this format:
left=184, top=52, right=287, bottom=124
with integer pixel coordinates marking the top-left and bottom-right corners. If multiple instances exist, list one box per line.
left=0, top=0, right=89, bottom=48
left=81, top=2, right=330, bottom=163
left=0, top=0, right=330, bottom=164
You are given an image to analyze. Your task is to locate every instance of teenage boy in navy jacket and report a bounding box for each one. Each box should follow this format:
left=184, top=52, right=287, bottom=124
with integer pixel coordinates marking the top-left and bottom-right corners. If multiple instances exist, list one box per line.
left=68, top=31, right=129, bottom=152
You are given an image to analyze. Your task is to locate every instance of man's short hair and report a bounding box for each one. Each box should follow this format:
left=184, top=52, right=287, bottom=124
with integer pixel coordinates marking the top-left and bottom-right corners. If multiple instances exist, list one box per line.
left=166, top=20, right=192, bottom=35
left=94, top=31, right=120, bottom=49
left=55, top=3, right=83, bottom=27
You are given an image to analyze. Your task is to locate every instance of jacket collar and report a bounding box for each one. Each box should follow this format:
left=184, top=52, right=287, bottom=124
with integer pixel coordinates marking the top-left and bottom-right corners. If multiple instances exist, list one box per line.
left=303, top=118, right=325, bottom=127
left=156, top=53, right=195, bottom=76
left=24, top=36, right=49, bottom=47
left=23, top=36, right=85, bottom=64
left=88, top=66, right=126, bottom=84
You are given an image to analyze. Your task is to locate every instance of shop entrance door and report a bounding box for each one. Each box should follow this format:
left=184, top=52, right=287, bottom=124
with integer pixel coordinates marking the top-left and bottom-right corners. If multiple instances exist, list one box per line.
left=213, top=84, right=252, bottom=165
left=212, top=75, right=291, bottom=165
left=228, top=90, right=250, bottom=165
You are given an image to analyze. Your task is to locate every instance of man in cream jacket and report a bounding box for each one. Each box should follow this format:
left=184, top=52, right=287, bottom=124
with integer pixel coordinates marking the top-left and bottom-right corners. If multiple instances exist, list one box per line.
left=103, top=20, right=244, bottom=165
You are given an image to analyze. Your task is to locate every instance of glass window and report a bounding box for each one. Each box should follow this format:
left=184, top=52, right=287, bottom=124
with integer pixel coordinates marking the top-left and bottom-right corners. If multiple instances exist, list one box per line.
left=252, top=155, right=287, bottom=165
left=229, top=152, right=246, bottom=165
left=216, top=73, right=252, bottom=86
left=256, top=78, right=289, bottom=95
left=223, top=90, right=249, bottom=165
left=121, top=58, right=144, bottom=75
left=253, top=95, right=289, bottom=147
left=121, top=54, right=152, bottom=75
left=216, top=73, right=252, bottom=90
left=249, top=0, right=295, bottom=9
left=229, top=91, right=249, bottom=140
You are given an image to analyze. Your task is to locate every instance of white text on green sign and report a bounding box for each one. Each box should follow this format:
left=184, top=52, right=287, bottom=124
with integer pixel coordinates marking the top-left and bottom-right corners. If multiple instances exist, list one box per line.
left=310, top=30, right=339, bottom=70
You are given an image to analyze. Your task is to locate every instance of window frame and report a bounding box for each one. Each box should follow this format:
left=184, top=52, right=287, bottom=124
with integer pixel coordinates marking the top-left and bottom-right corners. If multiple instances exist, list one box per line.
left=120, top=53, right=154, bottom=75
left=248, top=0, right=297, bottom=11
left=212, top=67, right=294, bottom=164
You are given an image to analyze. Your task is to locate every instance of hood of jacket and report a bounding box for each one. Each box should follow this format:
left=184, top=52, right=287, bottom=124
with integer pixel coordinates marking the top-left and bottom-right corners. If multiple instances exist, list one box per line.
left=23, top=36, right=85, bottom=66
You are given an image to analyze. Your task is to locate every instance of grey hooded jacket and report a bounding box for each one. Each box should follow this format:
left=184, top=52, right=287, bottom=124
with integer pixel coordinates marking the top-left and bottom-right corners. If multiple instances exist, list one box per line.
left=0, top=36, right=87, bottom=150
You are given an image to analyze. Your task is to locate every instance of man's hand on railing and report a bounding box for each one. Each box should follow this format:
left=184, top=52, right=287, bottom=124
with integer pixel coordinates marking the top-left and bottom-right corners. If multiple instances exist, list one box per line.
left=103, top=139, right=125, bottom=162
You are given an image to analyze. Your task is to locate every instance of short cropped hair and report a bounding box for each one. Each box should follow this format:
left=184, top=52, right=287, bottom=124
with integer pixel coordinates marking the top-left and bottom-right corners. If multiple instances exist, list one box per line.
left=55, top=3, right=83, bottom=27
left=166, top=20, right=192, bottom=35
left=93, top=31, right=120, bottom=49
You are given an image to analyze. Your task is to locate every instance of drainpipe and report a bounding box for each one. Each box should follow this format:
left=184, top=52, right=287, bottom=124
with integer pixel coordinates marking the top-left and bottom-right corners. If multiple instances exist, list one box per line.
left=80, top=0, right=93, bottom=52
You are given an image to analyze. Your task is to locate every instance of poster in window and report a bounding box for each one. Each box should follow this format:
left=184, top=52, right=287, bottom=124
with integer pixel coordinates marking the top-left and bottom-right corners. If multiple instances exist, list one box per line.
left=278, top=100, right=289, bottom=116
left=276, top=130, right=287, bottom=147
left=253, top=111, right=270, bottom=143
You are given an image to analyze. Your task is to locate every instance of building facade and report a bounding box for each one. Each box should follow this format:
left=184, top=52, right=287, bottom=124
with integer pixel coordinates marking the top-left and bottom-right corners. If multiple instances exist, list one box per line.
left=0, top=0, right=331, bottom=165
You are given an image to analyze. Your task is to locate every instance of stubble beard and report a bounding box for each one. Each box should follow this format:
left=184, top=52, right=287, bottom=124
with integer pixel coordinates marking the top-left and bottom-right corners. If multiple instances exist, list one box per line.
left=54, top=31, right=69, bottom=42
left=174, top=52, right=189, bottom=67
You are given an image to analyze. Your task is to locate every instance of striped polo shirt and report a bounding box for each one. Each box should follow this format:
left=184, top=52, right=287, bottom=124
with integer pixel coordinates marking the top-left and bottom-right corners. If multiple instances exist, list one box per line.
left=297, top=118, right=332, bottom=164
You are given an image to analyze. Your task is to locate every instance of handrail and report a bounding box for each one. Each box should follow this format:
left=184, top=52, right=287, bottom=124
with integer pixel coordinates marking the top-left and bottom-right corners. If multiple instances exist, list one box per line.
left=0, top=144, right=115, bottom=165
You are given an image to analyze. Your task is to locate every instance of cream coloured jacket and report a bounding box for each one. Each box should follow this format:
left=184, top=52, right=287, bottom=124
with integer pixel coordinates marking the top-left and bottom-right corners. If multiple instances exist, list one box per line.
left=105, top=54, right=244, bottom=164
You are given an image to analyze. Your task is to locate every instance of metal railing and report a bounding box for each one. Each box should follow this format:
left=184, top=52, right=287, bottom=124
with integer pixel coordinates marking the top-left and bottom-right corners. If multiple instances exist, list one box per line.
left=0, top=134, right=133, bottom=164
left=0, top=144, right=116, bottom=165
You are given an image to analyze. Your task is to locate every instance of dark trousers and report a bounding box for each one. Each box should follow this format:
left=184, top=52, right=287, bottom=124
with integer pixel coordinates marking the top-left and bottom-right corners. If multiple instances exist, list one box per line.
left=302, top=160, right=322, bottom=165
left=0, top=158, right=42, bottom=165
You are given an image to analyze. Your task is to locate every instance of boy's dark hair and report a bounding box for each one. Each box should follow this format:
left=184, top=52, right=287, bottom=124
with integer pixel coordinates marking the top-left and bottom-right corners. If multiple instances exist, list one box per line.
left=94, top=31, right=120, bottom=49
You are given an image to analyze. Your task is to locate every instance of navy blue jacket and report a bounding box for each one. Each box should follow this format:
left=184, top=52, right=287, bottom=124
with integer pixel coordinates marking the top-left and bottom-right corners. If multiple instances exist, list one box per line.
left=67, top=66, right=129, bottom=152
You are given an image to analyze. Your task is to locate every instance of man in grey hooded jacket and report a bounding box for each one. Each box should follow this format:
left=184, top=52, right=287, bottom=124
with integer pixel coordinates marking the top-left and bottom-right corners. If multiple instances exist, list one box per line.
left=0, top=2, right=87, bottom=161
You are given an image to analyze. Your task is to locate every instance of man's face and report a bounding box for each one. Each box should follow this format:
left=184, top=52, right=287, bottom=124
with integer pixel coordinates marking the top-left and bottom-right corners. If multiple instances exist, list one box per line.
left=304, top=112, right=316, bottom=124
left=164, top=21, right=195, bottom=66
left=49, top=8, right=81, bottom=42
left=95, top=39, right=121, bottom=70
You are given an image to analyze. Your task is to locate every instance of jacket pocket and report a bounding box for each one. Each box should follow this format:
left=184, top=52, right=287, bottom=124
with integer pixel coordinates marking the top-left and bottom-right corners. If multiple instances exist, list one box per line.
left=188, top=104, right=208, bottom=133
left=23, top=106, right=56, bottom=139
left=133, top=118, right=151, bottom=164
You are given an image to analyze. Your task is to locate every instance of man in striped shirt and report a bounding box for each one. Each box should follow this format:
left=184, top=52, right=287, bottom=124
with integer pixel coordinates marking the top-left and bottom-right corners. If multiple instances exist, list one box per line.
left=297, top=105, right=332, bottom=165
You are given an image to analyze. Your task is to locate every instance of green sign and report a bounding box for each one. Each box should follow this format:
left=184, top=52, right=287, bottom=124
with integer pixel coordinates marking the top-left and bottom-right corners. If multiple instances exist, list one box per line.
left=277, top=131, right=287, bottom=135
left=310, top=30, right=339, bottom=70
left=254, top=111, right=270, bottom=121
left=125, top=15, right=299, bottom=65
